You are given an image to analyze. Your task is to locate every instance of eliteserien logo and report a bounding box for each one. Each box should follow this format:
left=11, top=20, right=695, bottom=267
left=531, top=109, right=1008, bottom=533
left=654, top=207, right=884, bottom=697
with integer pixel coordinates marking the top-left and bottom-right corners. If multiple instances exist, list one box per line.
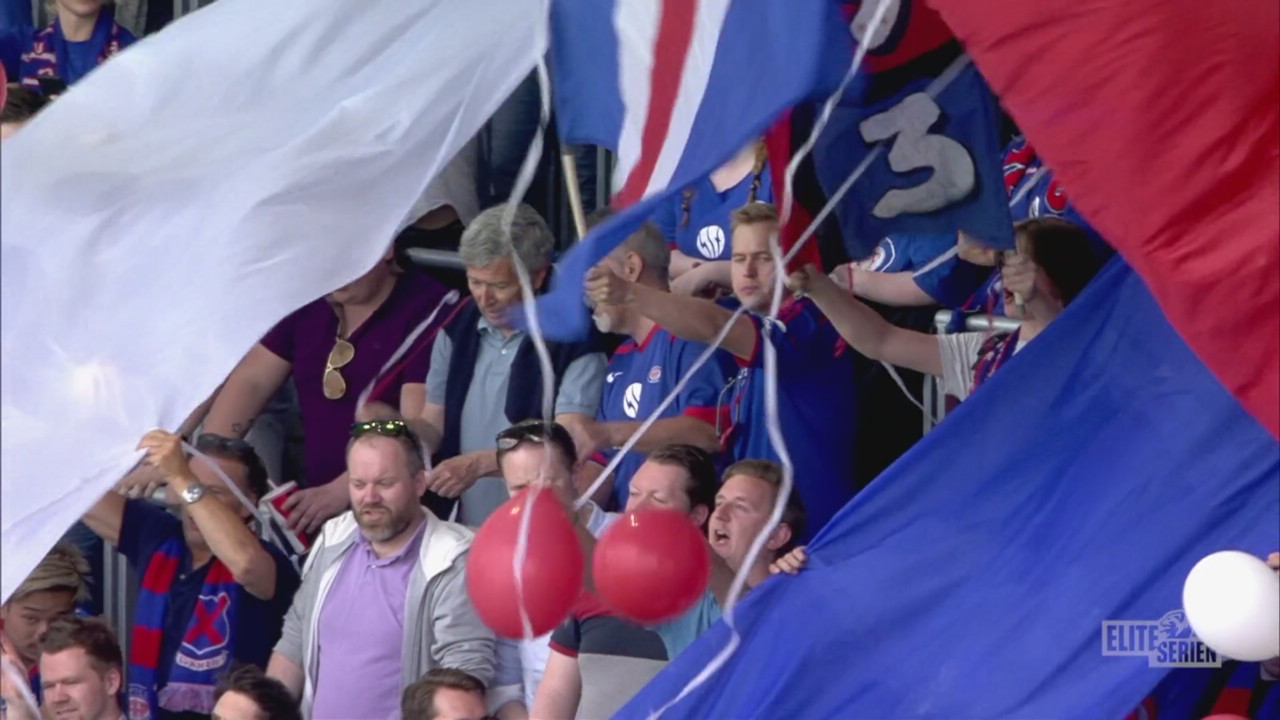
left=1101, top=610, right=1221, bottom=668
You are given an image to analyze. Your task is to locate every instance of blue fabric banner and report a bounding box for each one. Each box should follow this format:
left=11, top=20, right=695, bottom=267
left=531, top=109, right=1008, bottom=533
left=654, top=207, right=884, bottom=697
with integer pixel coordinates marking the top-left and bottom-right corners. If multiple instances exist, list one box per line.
left=618, top=259, right=1280, bottom=718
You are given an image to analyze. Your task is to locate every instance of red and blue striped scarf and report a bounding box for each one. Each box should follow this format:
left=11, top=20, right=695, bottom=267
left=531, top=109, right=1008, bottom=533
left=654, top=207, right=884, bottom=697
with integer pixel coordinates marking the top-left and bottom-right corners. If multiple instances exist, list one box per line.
left=972, top=328, right=1020, bottom=391
left=1205, top=661, right=1278, bottom=719
left=127, top=538, right=240, bottom=720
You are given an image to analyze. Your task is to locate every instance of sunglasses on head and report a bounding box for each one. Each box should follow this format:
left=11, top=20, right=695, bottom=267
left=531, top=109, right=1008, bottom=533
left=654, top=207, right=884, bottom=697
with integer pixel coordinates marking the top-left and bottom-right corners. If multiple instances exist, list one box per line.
left=495, top=420, right=572, bottom=453
left=351, top=419, right=413, bottom=439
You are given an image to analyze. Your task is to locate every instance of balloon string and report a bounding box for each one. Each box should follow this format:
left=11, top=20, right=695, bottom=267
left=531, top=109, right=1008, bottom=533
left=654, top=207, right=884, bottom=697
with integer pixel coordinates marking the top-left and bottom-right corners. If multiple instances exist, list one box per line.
left=506, top=53, right=555, bottom=645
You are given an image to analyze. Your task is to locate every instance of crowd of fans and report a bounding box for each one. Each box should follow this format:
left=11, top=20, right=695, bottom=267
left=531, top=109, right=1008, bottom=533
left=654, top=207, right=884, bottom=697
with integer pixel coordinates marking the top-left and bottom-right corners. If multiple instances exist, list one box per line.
left=3, top=1, right=1277, bottom=719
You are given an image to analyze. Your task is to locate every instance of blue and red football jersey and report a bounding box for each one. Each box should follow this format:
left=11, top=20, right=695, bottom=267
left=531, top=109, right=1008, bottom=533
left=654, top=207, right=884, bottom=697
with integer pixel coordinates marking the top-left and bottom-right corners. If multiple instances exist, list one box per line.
left=652, top=166, right=774, bottom=262
left=596, top=326, right=736, bottom=509
left=725, top=298, right=858, bottom=539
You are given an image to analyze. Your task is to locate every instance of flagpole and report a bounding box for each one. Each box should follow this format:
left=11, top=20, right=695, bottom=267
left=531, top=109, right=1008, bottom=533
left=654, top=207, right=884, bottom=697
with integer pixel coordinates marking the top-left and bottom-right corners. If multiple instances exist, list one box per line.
left=560, top=148, right=588, bottom=241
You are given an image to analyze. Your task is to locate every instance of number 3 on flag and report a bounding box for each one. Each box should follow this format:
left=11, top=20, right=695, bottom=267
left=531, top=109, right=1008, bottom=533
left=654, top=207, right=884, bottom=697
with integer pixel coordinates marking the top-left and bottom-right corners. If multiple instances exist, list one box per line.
left=859, top=93, right=976, bottom=219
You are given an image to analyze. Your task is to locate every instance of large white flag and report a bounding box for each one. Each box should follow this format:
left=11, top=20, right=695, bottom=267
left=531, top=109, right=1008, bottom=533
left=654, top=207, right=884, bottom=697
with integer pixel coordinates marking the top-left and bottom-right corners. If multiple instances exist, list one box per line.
left=0, top=0, right=545, bottom=601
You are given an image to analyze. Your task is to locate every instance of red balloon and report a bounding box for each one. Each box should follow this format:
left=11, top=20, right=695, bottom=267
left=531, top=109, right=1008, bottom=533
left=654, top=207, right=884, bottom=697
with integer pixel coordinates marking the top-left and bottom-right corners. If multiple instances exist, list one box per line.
left=1202, top=715, right=1249, bottom=720
left=466, top=488, right=584, bottom=638
left=593, top=509, right=710, bottom=624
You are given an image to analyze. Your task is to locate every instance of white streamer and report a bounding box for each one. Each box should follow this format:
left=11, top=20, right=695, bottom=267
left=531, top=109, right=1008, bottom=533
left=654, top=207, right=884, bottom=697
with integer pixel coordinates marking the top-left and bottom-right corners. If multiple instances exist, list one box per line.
left=778, top=0, right=896, bottom=234
left=645, top=48, right=975, bottom=720
left=573, top=308, right=744, bottom=509
left=353, top=288, right=463, bottom=470
left=181, top=441, right=260, bottom=521
left=505, top=51, right=555, bottom=645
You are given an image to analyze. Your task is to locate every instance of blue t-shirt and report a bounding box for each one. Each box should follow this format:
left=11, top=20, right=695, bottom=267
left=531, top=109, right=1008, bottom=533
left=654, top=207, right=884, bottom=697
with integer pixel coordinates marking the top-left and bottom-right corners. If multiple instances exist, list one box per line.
left=859, top=234, right=991, bottom=309
left=651, top=589, right=721, bottom=661
left=118, top=501, right=300, bottom=708
left=596, top=326, right=735, bottom=510
left=726, top=299, right=858, bottom=538
left=654, top=164, right=774, bottom=262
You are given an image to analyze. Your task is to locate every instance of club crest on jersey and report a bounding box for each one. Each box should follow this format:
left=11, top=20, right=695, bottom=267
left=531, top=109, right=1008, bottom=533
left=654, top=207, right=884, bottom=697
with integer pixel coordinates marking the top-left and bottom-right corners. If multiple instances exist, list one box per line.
left=695, top=225, right=726, bottom=259
left=857, top=238, right=895, bottom=272
left=180, top=592, right=231, bottom=659
left=647, top=365, right=662, bottom=384
left=622, top=382, right=642, bottom=419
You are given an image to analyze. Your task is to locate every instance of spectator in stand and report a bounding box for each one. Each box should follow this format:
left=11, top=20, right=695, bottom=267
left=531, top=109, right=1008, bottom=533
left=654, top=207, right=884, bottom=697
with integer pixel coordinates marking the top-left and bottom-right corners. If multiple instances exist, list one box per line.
left=586, top=202, right=857, bottom=539
left=210, top=665, right=301, bottom=720
left=576, top=209, right=733, bottom=510
left=19, top=617, right=124, bottom=720
left=945, top=137, right=1114, bottom=333
left=19, top=0, right=136, bottom=91
left=0, top=543, right=89, bottom=696
left=656, top=141, right=773, bottom=299
left=487, top=420, right=618, bottom=719
left=710, top=460, right=806, bottom=590
left=787, top=217, right=1104, bottom=403
left=127, top=249, right=458, bottom=534
left=81, top=431, right=299, bottom=719
left=1, top=84, right=49, bottom=141
left=532, top=450, right=806, bottom=719
left=402, top=668, right=490, bottom=720
left=413, top=204, right=606, bottom=526
left=267, top=419, right=494, bottom=720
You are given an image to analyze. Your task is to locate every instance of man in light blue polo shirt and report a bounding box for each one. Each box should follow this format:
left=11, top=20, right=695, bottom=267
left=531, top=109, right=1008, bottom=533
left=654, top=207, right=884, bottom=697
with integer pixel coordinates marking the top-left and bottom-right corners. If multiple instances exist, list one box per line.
left=414, top=204, right=607, bottom=526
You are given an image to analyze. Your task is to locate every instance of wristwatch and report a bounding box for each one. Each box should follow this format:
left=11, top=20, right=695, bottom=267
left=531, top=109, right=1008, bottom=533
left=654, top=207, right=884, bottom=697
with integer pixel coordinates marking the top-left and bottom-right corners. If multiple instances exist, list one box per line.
left=180, top=483, right=206, bottom=505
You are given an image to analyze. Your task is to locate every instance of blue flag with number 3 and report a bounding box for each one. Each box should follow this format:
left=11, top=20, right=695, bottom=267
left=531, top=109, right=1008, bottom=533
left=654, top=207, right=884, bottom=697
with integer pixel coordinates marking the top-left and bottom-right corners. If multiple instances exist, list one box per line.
left=816, top=1, right=1013, bottom=254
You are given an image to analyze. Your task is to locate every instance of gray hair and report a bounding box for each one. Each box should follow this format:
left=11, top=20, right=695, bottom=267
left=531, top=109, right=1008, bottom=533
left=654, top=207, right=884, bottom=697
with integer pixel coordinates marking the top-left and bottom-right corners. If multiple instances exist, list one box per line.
left=459, top=204, right=556, bottom=273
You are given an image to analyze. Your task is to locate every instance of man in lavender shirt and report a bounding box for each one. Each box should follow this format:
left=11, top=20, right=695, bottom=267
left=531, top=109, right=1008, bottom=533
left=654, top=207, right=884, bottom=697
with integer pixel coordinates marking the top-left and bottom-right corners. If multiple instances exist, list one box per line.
left=266, top=418, right=494, bottom=720
left=191, top=248, right=461, bottom=535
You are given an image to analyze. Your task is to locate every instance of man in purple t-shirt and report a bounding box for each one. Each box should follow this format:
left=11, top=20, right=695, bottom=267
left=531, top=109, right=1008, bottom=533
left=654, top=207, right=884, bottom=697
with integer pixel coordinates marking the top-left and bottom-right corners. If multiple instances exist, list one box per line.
left=167, top=249, right=458, bottom=535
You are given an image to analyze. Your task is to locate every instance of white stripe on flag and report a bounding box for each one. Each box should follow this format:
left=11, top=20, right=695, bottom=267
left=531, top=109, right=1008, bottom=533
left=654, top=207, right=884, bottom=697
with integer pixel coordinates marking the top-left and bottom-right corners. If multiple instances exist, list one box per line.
left=644, top=0, right=733, bottom=198
left=613, top=0, right=662, bottom=193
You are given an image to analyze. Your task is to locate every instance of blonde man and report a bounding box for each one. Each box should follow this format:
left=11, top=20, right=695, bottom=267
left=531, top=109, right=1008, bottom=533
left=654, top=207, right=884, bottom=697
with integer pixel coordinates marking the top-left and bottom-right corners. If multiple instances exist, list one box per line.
left=586, top=203, right=859, bottom=539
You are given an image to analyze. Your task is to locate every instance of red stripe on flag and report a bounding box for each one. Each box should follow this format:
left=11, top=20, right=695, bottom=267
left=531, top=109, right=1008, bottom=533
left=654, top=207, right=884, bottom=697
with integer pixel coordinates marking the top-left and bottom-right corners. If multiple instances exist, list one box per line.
left=140, top=554, right=179, bottom=594
left=129, top=627, right=164, bottom=667
left=615, top=0, right=699, bottom=207
left=765, top=111, right=824, bottom=273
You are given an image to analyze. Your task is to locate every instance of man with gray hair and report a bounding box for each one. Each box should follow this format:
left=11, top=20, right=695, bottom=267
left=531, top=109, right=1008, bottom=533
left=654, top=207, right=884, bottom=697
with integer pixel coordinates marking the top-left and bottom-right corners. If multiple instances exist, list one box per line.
left=574, top=209, right=736, bottom=510
left=413, top=203, right=607, bottom=525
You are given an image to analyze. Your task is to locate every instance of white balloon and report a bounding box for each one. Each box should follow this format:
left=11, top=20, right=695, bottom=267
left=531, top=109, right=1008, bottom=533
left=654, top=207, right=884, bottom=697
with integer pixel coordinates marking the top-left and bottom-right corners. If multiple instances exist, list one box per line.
left=1182, top=550, right=1280, bottom=662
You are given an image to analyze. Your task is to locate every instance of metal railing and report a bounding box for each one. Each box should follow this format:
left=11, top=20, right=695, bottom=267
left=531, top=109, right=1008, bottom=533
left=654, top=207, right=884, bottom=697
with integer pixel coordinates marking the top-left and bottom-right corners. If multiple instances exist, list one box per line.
left=922, top=310, right=1022, bottom=432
